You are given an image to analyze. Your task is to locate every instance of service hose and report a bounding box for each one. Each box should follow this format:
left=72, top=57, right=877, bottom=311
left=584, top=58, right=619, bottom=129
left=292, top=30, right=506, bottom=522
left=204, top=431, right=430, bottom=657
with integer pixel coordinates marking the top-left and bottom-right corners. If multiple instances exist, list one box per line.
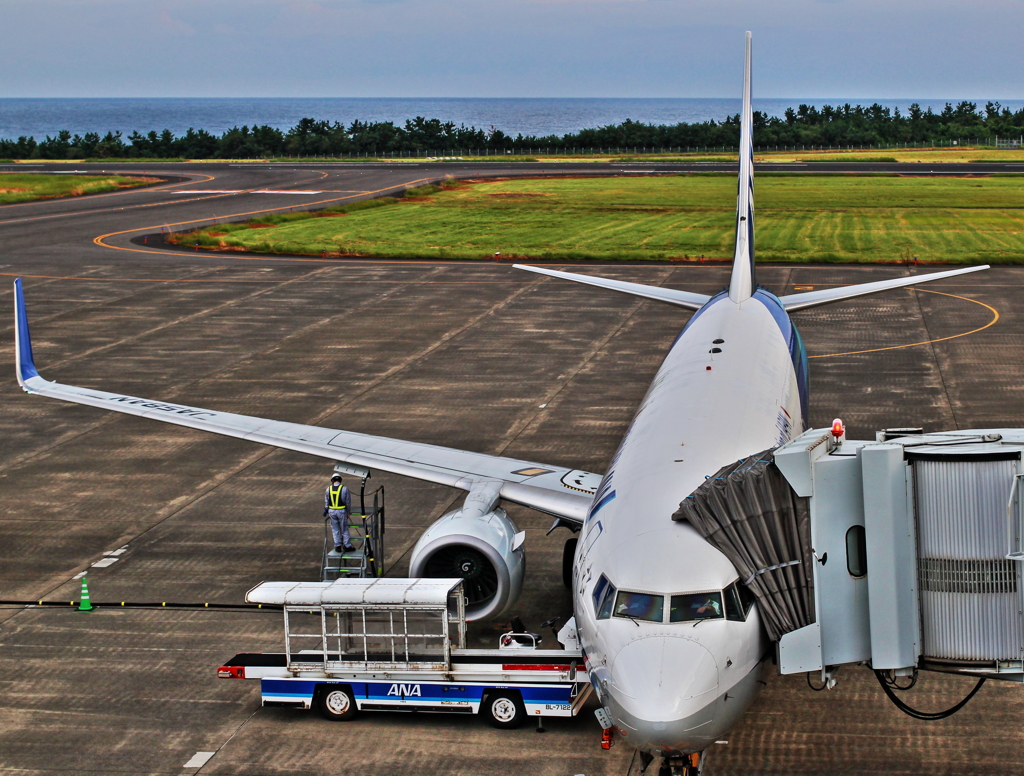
left=873, top=669, right=985, bottom=720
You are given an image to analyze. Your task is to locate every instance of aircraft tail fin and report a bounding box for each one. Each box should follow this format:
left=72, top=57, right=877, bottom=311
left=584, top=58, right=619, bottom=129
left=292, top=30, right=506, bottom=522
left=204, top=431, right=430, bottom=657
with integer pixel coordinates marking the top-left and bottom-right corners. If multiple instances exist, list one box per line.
left=729, top=31, right=755, bottom=303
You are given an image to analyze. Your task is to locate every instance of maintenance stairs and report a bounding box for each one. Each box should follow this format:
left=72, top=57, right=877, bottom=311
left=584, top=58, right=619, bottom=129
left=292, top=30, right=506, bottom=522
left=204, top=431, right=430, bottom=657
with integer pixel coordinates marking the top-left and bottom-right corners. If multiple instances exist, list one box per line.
left=321, top=485, right=385, bottom=581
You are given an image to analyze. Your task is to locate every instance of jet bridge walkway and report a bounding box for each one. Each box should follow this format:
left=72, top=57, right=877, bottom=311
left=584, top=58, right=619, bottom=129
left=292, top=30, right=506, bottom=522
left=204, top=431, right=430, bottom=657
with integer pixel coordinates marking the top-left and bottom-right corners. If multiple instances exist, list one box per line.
left=676, top=425, right=1024, bottom=702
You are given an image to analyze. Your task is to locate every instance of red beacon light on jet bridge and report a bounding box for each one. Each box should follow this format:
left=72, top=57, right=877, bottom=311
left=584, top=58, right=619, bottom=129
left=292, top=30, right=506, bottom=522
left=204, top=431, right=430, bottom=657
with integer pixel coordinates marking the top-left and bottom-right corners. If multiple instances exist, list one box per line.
left=830, top=418, right=845, bottom=443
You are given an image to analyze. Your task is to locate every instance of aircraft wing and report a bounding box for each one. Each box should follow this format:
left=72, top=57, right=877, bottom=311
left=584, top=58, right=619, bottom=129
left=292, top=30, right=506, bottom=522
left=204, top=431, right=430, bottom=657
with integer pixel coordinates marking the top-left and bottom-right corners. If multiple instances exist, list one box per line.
left=12, top=279, right=595, bottom=524
left=778, top=265, right=990, bottom=311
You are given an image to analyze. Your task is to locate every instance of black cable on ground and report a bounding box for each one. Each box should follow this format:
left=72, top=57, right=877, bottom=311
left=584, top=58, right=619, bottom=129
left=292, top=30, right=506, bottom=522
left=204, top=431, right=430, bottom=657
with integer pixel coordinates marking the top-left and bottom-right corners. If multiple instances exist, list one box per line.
left=0, top=600, right=281, bottom=611
left=873, top=669, right=985, bottom=720
left=806, top=672, right=829, bottom=691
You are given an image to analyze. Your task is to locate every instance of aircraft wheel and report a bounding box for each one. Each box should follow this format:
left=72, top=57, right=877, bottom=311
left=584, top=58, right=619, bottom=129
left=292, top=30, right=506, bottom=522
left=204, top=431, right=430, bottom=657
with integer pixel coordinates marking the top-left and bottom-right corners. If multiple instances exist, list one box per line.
left=562, top=537, right=578, bottom=588
left=484, top=691, right=526, bottom=729
left=318, top=685, right=357, bottom=721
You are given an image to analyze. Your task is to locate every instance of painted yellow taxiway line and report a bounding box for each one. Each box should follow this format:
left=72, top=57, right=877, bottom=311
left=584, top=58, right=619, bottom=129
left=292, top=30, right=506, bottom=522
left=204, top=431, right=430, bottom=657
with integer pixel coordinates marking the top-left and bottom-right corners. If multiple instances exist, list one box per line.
left=810, top=288, right=999, bottom=359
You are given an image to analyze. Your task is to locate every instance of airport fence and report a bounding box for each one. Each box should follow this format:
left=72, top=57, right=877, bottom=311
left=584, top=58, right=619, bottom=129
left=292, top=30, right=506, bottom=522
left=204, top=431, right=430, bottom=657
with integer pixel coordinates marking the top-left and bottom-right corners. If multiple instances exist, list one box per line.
left=273, top=137, right=1024, bottom=160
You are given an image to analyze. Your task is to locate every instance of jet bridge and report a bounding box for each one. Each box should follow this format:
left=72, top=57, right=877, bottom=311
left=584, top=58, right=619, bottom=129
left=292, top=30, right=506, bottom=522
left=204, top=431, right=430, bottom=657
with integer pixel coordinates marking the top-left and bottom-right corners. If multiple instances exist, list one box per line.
left=676, top=426, right=1024, bottom=685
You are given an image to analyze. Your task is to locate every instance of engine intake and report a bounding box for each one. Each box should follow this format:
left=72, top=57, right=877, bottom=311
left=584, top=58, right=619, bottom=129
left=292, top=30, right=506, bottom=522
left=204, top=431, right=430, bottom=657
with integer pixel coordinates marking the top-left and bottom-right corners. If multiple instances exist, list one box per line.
left=409, top=482, right=525, bottom=621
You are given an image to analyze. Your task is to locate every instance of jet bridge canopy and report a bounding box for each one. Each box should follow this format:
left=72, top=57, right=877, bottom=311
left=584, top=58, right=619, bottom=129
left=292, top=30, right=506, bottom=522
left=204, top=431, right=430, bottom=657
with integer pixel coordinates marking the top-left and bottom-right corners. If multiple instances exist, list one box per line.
left=673, top=449, right=815, bottom=642
left=677, top=428, right=1024, bottom=684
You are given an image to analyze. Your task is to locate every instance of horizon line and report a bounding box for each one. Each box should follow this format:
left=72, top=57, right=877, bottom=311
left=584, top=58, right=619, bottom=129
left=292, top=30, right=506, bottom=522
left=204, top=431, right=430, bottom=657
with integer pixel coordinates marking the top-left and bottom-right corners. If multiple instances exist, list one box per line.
left=2, top=95, right=1023, bottom=102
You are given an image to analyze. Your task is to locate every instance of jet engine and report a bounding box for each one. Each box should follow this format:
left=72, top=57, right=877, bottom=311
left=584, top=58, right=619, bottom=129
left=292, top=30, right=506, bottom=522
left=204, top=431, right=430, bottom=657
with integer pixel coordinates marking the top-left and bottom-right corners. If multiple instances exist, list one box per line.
left=409, top=481, right=525, bottom=621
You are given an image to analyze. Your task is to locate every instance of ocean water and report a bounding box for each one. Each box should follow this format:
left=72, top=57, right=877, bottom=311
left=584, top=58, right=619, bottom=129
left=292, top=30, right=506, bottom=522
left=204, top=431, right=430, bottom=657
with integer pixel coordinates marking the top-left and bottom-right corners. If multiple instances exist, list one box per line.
left=1, top=97, right=1021, bottom=141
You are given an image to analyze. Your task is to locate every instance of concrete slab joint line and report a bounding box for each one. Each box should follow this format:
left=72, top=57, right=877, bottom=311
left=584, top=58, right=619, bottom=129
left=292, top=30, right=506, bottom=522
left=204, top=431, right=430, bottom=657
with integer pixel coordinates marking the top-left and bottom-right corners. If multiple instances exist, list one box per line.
left=183, top=751, right=215, bottom=768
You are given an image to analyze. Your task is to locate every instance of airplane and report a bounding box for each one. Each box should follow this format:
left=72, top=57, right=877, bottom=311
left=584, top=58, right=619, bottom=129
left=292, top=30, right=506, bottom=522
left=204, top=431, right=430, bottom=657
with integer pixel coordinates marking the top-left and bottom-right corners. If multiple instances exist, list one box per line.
left=11, top=32, right=990, bottom=776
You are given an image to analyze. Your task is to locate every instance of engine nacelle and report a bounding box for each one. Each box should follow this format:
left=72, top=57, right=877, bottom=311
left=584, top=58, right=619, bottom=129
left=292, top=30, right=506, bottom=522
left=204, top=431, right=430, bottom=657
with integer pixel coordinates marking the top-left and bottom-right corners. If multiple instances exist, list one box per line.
left=409, top=504, right=525, bottom=622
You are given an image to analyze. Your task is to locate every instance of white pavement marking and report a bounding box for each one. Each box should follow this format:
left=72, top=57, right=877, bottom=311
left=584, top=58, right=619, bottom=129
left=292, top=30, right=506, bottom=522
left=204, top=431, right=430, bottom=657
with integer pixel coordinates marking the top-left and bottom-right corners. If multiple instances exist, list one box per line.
left=183, top=751, right=215, bottom=768
left=90, top=557, right=118, bottom=568
left=72, top=571, right=87, bottom=579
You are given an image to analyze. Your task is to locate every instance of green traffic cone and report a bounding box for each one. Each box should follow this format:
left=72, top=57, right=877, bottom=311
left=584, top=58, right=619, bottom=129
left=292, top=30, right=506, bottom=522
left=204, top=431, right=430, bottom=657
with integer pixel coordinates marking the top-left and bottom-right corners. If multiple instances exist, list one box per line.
left=78, top=576, right=94, bottom=612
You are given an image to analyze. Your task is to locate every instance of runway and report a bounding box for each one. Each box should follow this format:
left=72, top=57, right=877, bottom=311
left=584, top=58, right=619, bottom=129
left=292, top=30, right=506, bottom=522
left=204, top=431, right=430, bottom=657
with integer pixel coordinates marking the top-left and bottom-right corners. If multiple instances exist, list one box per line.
left=1, top=162, right=1023, bottom=775
left=3, top=159, right=1023, bottom=263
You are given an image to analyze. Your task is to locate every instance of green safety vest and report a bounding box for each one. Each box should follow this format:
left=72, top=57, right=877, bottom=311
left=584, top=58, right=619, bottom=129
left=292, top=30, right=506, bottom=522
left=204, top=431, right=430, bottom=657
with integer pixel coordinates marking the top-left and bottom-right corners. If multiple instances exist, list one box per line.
left=328, top=484, right=347, bottom=511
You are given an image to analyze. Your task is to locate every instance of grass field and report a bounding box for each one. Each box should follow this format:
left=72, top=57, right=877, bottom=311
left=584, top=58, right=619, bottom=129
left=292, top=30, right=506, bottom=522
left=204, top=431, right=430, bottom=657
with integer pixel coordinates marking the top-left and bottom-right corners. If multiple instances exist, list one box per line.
left=176, top=174, right=1024, bottom=263
left=0, top=173, right=155, bottom=204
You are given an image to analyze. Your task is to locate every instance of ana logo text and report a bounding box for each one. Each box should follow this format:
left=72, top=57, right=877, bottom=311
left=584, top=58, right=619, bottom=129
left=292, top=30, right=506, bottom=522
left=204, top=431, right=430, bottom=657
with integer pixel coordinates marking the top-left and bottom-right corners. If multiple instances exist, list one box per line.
left=386, top=683, right=421, bottom=697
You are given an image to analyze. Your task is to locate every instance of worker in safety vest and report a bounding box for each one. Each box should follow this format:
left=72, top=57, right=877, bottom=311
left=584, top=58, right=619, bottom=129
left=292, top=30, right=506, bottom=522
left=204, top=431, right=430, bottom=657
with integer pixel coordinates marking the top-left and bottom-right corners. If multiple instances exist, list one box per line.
left=324, top=473, right=355, bottom=553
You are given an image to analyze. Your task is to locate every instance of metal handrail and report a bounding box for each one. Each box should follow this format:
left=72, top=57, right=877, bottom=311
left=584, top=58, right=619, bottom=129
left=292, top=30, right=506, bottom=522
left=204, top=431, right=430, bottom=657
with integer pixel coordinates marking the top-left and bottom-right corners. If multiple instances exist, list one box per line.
left=498, top=631, right=539, bottom=649
left=284, top=604, right=451, bottom=670
left=1006, top=473, right=1024, bottom=561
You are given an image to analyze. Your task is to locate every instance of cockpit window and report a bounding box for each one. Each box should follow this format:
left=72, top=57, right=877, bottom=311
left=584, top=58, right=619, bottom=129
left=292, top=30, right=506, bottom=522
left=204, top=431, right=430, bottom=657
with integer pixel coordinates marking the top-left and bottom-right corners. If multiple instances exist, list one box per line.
left=724, top=583, right=745, bottom=621
left=739, top=583, right=757, bottom=614
left=613, top=591, right=664, bottom=622
left=597, top=583, right=617, bottom=620
left=670, top=592, right=724, bottom=622
left=592, top=575, right=609, bottom=612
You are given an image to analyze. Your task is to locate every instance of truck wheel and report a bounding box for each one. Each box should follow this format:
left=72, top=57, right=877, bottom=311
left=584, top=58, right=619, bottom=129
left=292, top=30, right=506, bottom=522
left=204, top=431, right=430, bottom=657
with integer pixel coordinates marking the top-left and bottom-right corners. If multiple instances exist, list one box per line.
left=318, top=685, right=357, bottom=721
left=562, top=537, right=578, bottom=588
left=484, top=691, right=526, bottom=729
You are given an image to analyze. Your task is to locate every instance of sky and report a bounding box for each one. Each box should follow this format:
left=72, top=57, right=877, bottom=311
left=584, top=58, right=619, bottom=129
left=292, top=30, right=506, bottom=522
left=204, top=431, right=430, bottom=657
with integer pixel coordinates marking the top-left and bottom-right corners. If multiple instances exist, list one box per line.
left=4, top=0, right=1023, bottom=99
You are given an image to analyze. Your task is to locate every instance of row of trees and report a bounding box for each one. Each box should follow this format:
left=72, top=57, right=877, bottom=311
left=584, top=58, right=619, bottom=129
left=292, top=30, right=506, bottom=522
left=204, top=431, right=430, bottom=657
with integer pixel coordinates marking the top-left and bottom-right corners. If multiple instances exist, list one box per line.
left=2, top=102, right=1023, bottom=160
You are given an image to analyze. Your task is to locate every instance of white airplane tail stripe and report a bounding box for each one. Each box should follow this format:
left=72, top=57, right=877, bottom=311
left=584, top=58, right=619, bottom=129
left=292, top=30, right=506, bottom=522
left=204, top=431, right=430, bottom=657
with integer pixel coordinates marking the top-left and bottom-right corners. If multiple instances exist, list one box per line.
left=728, top=30, right=755, bottom=304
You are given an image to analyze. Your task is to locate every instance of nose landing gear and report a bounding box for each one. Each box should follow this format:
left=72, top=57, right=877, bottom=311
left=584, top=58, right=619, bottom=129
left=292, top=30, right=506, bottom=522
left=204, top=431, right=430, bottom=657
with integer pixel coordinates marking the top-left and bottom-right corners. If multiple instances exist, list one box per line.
left=640, top=752, right=704, bottom=776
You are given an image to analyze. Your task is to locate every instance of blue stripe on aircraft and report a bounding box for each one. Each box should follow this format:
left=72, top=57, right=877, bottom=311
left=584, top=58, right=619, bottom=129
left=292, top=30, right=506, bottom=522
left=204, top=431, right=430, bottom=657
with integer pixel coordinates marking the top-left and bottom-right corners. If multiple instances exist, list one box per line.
left=753, top=290, right=809, bottom=426
left=587, top=489, right=616, bottom=521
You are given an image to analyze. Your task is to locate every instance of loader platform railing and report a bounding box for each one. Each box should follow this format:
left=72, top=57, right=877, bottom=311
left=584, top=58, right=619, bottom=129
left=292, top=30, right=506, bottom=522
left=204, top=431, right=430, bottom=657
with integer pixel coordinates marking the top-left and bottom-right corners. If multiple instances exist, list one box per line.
left=322, top=482, right=385, bottom=581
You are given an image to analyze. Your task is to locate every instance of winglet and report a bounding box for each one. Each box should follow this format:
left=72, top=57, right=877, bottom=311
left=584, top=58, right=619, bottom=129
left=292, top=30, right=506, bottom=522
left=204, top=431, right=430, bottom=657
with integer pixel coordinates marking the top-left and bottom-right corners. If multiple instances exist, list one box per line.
left=729, top=31, right=755, bottom=304
left=14, top=278, right=41, bottom=388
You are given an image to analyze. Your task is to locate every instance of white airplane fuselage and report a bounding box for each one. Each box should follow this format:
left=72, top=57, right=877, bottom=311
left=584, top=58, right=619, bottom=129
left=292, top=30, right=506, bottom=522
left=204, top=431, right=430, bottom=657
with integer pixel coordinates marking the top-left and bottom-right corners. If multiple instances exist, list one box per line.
left=574, top=288, right=807, bottom=755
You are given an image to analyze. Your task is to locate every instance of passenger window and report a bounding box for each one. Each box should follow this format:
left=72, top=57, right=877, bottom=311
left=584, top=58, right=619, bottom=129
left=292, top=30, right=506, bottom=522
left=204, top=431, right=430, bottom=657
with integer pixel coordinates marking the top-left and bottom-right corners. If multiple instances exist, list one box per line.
left=613, top=591, right=664, bottom=623
left=724, top=584, right=744, bottom=621
left=670, top=592, right=724, bottom=622
left=597, top=584, right=616, bottom=620
left=592, top=575, right=608, bottom=612
left=846, top=525, right=867, bottom=577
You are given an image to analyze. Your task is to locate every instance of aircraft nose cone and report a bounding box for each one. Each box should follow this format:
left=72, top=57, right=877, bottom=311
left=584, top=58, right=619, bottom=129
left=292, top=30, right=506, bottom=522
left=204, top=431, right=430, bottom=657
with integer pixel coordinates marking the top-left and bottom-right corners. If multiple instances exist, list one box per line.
left=608, top=636, right=720, bottom=751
